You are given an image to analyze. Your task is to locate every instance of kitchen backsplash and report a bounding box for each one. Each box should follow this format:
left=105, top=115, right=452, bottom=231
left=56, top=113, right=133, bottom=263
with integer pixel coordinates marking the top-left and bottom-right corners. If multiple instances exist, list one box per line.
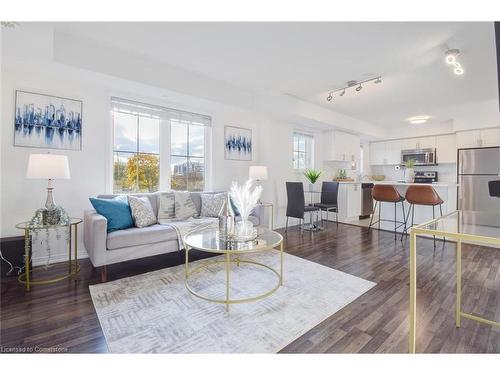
left=370, top=164, right=457, bottom=183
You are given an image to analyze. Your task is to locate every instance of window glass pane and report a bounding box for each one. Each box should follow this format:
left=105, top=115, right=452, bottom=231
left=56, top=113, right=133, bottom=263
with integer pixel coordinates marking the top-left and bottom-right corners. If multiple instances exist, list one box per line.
left=189, top=124, right=205, bottom=157
left=138, top=116, right=159, bottom=154
left=298, top=136, right=306, bottom=152
left=298, top=152, right=305, bottom=169
left=171, top=120, right=188, bottom=155
left=113, top=112, right=137, bottom=152
left=187, top=157, right=205, bottom=192
left=171, top=156, right=188, bottom=191
left=293, top=152, right=298, bottom=169
left=132, top=153, right=160, bottom=193
left=113, top=152, right=136, bottom=193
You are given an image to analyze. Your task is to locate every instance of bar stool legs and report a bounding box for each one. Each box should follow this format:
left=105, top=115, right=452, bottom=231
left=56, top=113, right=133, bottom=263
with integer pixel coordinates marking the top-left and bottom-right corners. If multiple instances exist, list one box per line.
left=368, top=200, right=406, bottom=241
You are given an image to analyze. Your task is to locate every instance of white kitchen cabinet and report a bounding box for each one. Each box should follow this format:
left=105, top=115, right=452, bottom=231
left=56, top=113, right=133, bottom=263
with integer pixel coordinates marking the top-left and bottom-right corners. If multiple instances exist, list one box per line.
left=347, top=184, right=361, bottom=218
left=369, top=140, right=400, bottom=165
left=385, top=139, right=402, bottom=165
left=456, top=128, right=499, bottom=148
left=480, top=128, right=500, bottom=147
left=369, top=142, right=386, bottom=165
left=337, top=183, right=361, bottom=221
left=435, top=134, right=457, bottom=163
left=324, top=130, right=360, bottom=163
left=401, top=136, right=435, bottom=150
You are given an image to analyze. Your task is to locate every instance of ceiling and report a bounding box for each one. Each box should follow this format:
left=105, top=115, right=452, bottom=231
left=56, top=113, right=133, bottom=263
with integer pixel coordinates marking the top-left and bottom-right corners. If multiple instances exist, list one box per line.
left=54, top=22, right=499, bottom=129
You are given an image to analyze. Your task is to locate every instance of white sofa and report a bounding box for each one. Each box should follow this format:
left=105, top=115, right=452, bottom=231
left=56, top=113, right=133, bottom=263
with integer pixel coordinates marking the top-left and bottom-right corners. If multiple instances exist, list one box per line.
left=83, top=191, right=261, bottom=282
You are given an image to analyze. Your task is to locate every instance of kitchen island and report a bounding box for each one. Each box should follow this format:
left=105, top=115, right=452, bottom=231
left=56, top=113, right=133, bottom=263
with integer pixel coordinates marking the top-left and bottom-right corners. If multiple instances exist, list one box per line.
left=334, top=180, right=458, bottom=233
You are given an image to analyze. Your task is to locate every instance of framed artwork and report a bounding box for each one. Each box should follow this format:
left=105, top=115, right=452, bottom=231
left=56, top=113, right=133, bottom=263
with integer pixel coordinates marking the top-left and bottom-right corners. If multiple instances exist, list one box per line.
left=14, top=90, right=83, bottom=150
left=224, top=125, right=252, bottom=161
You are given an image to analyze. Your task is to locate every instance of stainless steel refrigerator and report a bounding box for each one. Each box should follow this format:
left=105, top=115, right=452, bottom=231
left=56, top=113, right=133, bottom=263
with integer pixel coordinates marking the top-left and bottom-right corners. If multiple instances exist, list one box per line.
left=458, top=147, right=500, bottom=212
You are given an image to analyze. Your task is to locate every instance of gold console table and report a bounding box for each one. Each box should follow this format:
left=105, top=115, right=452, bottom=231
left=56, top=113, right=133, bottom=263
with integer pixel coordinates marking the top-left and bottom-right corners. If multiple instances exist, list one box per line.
left=409, top=210, right=500, bottom=353
left=16, top=218, right=82, bottom=291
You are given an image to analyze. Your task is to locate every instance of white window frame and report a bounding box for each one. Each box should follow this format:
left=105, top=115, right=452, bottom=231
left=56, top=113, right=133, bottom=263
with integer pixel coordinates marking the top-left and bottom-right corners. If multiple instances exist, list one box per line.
left=292, top=131, right=315, bottom=170
left=110, top=97, right=211, bottom=193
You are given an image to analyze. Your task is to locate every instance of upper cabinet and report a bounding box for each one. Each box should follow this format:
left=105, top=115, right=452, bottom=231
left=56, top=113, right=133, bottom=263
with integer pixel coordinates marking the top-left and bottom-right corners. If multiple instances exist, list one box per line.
left=435, top=134, right=457, bottom=163
left=369, top=139, right=401, bottom=165
left=401, top=136, right=436, bottom=150
left=456, top=128, right=500, bottom=148
left=324, top=130, right=360, bottom=164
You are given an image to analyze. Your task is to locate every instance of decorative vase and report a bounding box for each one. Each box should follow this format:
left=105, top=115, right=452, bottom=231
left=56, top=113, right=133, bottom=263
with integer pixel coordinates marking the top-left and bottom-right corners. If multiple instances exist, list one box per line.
left=218, top=193, right=235, bottom=240
left=405, top=168, right=415, bottom=183
left=235, top=219, right=254, bottom=237
left=309, top=183, right=315, bottom=192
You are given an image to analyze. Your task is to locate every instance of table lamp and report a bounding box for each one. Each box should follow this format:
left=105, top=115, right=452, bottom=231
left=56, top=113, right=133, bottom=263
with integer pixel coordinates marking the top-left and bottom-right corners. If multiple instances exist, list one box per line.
left=249, top=166, right=268, bottom=203
left=26, top=153, right=70, bottom=224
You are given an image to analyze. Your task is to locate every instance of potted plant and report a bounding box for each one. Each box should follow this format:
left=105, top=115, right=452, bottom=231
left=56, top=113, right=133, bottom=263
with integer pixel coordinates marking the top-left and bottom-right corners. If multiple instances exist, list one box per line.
left=304, top=168, right=322, bottom=190
left=404, top=159, right=416, bottom=183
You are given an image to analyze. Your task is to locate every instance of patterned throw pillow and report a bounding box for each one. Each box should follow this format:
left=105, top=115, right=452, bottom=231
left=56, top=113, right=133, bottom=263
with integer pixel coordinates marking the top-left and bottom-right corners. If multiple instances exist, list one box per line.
left=200, top=193, right=227, bottom=218
left=157, top=192, right=175, bottom=222
left=174, top=191, right=198, bottom=220
left=128, top=196, right=157, bottom=228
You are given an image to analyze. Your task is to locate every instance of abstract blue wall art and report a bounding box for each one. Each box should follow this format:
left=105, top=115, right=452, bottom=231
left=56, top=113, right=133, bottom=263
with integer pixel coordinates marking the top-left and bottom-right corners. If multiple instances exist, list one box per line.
left=14, top=90, right=83, bottom=150
left=224, top=125, right=252, bottom=161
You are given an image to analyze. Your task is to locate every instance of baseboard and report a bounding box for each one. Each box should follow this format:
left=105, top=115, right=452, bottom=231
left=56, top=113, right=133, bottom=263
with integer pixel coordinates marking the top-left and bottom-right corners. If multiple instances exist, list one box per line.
left=32, top=250, right=89, bottom=267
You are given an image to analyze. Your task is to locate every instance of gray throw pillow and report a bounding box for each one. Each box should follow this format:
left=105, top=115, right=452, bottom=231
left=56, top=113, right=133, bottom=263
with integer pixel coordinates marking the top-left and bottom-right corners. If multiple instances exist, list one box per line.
left=128, top=195, right=156, bottom=228
left=157, top=192, right=175, bottom=222
left=200, top=193, right=226, bottom=218
left=174, top=191, right=198, bottom=220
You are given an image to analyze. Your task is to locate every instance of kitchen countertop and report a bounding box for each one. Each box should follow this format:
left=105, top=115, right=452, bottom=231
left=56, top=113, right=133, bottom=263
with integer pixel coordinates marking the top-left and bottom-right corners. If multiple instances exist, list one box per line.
left=335, top=180, right=458, bottom=187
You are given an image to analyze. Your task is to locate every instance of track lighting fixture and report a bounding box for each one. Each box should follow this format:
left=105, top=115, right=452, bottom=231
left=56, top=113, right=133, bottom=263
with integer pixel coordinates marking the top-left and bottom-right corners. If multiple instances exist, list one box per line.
left=325, top=76, right=381, bottom=102
left=445, top=49, right=464, bottom=75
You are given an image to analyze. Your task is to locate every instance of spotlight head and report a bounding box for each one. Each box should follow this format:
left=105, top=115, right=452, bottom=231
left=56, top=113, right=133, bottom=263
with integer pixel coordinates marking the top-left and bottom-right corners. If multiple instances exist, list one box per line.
left=374, top=77, right=382, bottom=84
left=356, top=84, right=362, bottom=92
left=326, top=93, right=333, bottom=101
left=339, top=89, right=346, bottom=97
left=454, top=67, right=464, bottom=75
left=445, top=48, right=460, bottom=65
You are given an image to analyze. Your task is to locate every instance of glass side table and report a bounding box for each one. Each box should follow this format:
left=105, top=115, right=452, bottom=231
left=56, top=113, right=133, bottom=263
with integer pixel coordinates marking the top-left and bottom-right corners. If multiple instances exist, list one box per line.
left=258, top=202, right=274, bottom=229
left=15, top=218, right=82, bottom=291
left=408, top=210, right=500, bottom=353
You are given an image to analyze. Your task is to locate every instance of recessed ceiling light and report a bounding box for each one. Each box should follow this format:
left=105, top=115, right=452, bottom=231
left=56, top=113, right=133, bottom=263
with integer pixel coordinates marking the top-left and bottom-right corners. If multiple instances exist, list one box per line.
left=326, top=93, right=333, bottom=101
left=407, top=115, right=431, bottom=125
left=445, top=49, right=459, bottom=64
left=355, top=84, right=362, bottom=92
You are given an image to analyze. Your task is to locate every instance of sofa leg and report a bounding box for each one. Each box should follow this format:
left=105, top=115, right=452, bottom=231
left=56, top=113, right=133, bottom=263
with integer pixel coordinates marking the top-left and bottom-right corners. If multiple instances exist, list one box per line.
left=100, top=265, right=108, bottom=283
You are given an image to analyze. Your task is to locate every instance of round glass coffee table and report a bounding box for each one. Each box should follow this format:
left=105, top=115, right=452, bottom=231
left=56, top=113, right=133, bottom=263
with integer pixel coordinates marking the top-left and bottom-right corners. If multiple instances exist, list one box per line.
left=183, top=227, right=284, bottom=311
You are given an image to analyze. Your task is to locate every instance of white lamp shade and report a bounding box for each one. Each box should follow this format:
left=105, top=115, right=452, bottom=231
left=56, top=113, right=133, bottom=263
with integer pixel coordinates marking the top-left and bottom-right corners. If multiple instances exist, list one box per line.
left=249, top=166, right=268, bottom=181
left=26, top=154, right=70, bottom=179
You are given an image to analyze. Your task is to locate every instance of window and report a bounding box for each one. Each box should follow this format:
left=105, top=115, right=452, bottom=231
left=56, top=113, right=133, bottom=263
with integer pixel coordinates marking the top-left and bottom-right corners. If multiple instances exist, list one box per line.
left=113, top=111, right=160, bottom=193
left=170, top=119, right=205, bottom=191
left=293, top=132, right=314, bottom=169
left=112, top=98, right=210, bottom=193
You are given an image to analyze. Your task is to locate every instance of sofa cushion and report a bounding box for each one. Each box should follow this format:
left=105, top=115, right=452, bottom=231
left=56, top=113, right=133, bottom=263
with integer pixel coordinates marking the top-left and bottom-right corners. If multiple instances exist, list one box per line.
left=174, top=191, right=198, bottom=220
left=89, top=196, right=134, bottom=233
left=200, top=192, right=226, bottom=217
left=157, top=191, right=175, bottom=221
left=106, top=224, right=178, bottom=250
left=128, top=195, right=156, bottom=228
left=98, top=193, right=158, bottom=217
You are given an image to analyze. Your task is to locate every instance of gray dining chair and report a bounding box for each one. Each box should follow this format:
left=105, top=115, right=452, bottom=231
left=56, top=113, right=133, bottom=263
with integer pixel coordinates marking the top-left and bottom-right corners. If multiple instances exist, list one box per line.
left=285, top=182, right=320, bottom=234
left=314, top=181, right=339, bottom=227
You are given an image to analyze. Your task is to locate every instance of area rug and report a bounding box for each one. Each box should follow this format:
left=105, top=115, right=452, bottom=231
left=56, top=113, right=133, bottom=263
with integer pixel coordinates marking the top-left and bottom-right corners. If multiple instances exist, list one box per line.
left=89, top=251, right=375, bottom=353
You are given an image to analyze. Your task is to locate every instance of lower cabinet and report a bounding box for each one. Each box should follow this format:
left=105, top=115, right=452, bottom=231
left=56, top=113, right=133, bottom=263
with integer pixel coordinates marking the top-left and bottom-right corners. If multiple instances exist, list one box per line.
left=337, top=184, right=361, bottom=221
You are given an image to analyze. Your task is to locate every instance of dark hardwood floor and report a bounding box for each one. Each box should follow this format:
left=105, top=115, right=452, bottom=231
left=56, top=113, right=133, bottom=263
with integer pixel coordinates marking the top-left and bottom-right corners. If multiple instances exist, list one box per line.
left=1, top=222, right=498, bottom=353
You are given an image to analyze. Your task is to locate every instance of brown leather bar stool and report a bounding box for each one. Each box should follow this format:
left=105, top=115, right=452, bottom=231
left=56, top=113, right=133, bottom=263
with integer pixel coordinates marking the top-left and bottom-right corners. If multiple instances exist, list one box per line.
left=368, top=185, right=407, bottom=241
left=404, top=185, right=444, bottom=247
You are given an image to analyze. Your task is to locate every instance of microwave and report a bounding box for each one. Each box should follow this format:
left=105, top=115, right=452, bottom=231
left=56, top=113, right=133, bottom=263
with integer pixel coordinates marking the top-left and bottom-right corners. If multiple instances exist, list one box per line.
left=401, top=148, right=436, bottom=166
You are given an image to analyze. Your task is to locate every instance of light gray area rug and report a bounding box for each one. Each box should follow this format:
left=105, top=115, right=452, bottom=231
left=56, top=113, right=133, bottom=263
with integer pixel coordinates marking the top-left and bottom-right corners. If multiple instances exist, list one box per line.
left=89, top=251, right=375, bottom=353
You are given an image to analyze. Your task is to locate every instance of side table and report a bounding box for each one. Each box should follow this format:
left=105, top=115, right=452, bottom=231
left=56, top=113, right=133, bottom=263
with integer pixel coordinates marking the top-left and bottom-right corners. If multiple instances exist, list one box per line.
left=15, top=218, right=82, bottom=291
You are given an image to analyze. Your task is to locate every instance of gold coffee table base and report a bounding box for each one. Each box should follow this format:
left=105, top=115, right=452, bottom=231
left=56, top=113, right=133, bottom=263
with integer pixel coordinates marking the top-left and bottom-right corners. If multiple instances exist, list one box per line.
left=185, top=257, right=282, bottom=310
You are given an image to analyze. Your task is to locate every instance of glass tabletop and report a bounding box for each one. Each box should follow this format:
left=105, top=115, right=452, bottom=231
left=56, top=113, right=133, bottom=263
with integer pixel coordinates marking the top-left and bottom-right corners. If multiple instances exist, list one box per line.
left=184, top=227, right=283, bottom=254
left=16, top=218, right=82, bottom=230
left=415, top=210, right=500, bottom=242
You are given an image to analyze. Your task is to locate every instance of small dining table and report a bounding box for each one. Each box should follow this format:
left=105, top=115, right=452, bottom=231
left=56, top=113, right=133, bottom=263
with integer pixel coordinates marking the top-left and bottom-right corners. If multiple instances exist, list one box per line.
left=304, top=190, right=322, bottom=231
